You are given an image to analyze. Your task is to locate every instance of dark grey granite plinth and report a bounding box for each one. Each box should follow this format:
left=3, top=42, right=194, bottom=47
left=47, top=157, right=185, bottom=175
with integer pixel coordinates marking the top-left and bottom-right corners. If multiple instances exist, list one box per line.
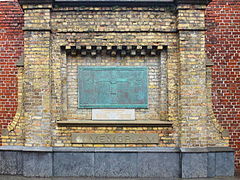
left=0, top=146, right=235, bottom=178
left=181, top=153, right=208, bottom=178
left=180, top=147, right=235, bottom=178
left=0, top=151, right=22, bottom=175
left=138, top=152, right=180, bottom=177
left=215, top=152, right=235, bottom=177
left=208, top=152, right=216, bottom=177
left=23, top=152, right=53, bottom=177
left=54, top=153, right=94, bottom=176
left=208, top=148, right=234, bottom=177
left=95, top=152, right=137, bottom=177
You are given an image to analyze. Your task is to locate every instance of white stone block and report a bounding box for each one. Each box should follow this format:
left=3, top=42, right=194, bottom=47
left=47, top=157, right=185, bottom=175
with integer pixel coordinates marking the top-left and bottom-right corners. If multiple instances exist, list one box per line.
left=92, top=109, right=135, bottom=120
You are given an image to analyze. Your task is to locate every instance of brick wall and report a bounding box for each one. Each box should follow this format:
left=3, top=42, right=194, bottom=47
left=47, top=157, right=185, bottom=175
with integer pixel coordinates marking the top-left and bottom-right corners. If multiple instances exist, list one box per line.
left=0, top=1, right=23, bottom=145
left=0, top=0, right=239, bottom=169
left=206, top=0, right=240, bottom=169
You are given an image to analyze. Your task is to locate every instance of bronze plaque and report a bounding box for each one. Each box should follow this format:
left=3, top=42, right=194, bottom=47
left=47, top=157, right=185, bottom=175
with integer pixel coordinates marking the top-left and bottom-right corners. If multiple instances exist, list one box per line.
left=78, top=66, right=148, bottom=109
left=72, top=133, right=159, bottom=144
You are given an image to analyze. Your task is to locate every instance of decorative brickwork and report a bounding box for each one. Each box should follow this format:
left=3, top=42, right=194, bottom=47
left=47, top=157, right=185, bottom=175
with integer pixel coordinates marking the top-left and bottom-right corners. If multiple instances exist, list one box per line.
left=0, top=1, right=23, bottom=145
left=0, top=1, right=227, bottom=150
left=206, top=0, right=240, bottom=170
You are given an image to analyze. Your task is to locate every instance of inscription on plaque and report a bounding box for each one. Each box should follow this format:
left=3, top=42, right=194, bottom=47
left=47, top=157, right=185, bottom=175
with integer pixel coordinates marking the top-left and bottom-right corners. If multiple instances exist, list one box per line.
left=92, top=109, right=135, bottom=120
left=72, top=133, right=159, bottom=144
left=78, top=66, right=148, bottom=108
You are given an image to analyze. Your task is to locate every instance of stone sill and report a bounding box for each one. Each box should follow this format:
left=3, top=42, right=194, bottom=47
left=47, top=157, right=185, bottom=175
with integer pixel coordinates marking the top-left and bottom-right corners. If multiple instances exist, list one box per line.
left=0, top=146, right=179, bottom=153
left=0, top=146, right=234, bottom=153
left=180, top=147, right=234, bottom=153
left=57, top=120, right=173, bottom=127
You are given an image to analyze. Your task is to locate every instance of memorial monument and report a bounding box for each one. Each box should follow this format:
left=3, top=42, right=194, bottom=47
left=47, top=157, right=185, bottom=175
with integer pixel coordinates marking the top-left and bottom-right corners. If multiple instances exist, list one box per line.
left=0, top=0, right=235, bottom=178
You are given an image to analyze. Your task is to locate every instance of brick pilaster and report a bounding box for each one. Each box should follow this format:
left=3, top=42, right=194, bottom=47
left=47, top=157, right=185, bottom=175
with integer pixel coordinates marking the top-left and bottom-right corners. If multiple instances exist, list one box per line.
left=22, top=4, right=52, bottom=147
left=177, top=4, right=210, bottom=147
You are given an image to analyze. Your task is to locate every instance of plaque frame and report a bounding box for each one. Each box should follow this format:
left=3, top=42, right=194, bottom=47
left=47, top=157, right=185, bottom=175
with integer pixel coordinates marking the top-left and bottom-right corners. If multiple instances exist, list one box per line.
left=78, top=66, right=148, bottom=109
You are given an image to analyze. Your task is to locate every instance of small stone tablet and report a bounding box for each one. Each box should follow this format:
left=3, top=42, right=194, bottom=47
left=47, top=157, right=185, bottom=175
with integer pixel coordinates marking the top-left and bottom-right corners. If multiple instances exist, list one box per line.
left=92, top=109, right=135, bottom=120
left=72, top=133, right=159, bottom=144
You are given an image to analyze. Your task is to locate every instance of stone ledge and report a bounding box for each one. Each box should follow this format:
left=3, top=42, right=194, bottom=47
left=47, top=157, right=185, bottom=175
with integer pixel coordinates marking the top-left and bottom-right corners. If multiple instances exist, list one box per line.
left=180, top=147, right=234, bottom=153
left=0, top=146, right=53, bottom=152
left=22, top=27, right=52, bottom=31
left=207, top=146, right=234, bottom=152
left=0, top=146, right=179, bottom=152
left=57, top=120, right=173, bottom=127
left=54, top=147, right=180, bottom=153
left=1, top=146, right=232, bottom=153
left=181, top=147, right=208, bottom=153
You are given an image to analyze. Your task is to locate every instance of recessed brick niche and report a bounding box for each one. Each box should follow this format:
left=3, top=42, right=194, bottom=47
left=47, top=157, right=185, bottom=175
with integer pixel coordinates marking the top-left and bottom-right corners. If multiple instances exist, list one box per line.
left=0, top=0, right=235, bottom=178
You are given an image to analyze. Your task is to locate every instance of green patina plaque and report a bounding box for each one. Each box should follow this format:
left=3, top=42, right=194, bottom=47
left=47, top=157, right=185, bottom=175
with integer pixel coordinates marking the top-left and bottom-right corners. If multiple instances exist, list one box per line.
left=78, top=66, right=148, bottom=108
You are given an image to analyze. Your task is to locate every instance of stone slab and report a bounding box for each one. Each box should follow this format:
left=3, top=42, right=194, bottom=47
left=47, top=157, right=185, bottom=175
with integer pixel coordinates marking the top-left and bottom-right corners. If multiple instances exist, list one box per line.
left=53, top=153, right=94, bottom=176
left=0, top=151, right=22, bottom=175
left=207, top=152, right=216, bottom=177
left=181, top=153, right=208, bottom=178
left=216, top=152, right=234, bottom=177
left=92, top=109, right=135, bottom=120
left=138, top=152, right=180, bottom=177
left=72, top=133, right=159, bottom=144
left=23, top=152, right=52, bottom=177
left=94, top=152, right=137, bottom=177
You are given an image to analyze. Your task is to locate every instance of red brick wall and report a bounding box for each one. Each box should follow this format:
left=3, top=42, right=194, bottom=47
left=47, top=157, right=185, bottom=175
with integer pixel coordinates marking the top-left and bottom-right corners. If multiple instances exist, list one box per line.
left=0, top=0, right=23, bottom=145
left=206, top=0, right=240, bottom=170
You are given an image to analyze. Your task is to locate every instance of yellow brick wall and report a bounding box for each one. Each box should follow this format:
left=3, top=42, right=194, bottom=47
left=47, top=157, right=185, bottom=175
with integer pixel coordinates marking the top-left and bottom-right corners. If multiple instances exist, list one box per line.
left=2, top=4, right=228, bottom=148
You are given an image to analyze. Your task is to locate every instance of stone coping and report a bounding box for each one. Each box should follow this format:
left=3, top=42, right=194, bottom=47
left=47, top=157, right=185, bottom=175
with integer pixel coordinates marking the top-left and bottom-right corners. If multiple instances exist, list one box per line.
left=0, top=146, right=53, bottom=152
left=57, top=120, right=173, bottom=127
left=180, top=147, right=234, bottom=153
left=19, top=0, right=211, bottom=6
left=56, top=0, right=174, bottom=2
left=0, top=146, right=234, bottom=153
left=0, top=146, right=179, bottom=153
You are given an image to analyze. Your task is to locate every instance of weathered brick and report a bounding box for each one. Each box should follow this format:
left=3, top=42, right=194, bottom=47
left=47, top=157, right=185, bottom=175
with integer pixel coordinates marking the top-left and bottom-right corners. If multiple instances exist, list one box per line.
left=206, top=0, right=240, bottom=170
left=0, top=0, right=23, bottom=145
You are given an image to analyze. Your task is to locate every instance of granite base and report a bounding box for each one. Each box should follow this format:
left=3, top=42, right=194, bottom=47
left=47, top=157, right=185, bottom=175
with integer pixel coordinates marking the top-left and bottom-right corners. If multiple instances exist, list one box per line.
left=0, top=146, right=234, bottom=178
